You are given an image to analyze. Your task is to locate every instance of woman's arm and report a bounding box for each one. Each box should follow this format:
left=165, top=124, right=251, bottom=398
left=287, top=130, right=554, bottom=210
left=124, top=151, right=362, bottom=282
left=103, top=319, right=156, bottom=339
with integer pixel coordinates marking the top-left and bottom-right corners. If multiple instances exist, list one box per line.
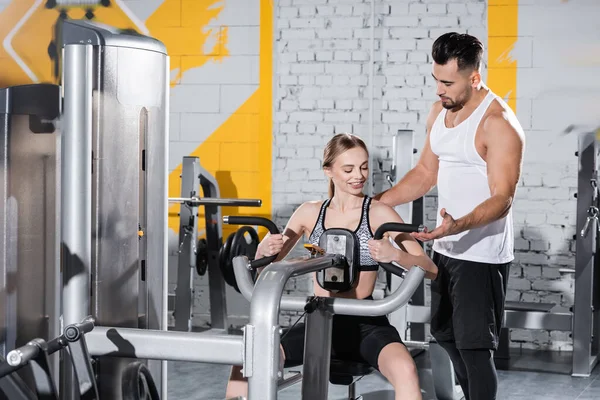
left=367, top=201, right=438, bottom=280
left=255, top=201, right=321, bottom=263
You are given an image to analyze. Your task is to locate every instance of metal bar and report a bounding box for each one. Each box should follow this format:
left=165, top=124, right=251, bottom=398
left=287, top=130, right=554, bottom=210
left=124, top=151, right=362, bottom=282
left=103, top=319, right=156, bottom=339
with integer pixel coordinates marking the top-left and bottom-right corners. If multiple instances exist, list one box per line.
left=406, top=305, right=431, bottom=324
left=197, top=159, right=229, bottom=330
left=277, top=372, right=302, bottom=391
left=61, top=43, right=93, bottom=400
left=301, top=307, right=332, bottom=399
left=234, top=255, right=426, bottom=317
left=247, top=255, right=339, bottom=400
left=503, top=310, right=573, bottom=331
left=85, top=327, right=243, bottom=365
left=173, top=157, right=199, bottom=332
left=168, top=197, right=262, bottom=207
left=573, top=131, right=598, bottom=377
left=404, top=340, right=430, bottom=350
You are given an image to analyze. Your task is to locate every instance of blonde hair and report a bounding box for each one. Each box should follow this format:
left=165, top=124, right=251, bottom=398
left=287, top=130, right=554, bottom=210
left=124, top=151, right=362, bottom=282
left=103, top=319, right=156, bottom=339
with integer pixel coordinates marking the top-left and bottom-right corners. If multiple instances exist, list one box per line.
left=322, top=133, right=369, bottom=198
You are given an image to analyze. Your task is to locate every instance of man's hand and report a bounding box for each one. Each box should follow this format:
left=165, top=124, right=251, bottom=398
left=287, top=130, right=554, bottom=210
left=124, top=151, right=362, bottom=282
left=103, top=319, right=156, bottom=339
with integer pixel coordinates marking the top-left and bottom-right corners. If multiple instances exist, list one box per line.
left=411, top=208, right=459, bottom=242
left=368, top=235, right=401, bottom=263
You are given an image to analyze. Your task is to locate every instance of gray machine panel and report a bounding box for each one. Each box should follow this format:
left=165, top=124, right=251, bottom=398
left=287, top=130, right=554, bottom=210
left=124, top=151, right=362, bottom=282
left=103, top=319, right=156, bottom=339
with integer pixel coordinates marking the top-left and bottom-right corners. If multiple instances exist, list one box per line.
left=61, top=19, right=167, bottom=54
left=0, top=85, right=61, bottom=390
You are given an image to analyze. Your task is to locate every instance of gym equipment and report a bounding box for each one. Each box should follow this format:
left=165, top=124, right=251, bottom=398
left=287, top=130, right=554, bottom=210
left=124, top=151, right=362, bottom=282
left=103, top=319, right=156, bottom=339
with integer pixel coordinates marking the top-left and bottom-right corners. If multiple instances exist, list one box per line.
left=0, top=317, right=98, bottom=400
left=228, top=215, right=427, bottom=400
left=169, top=156, right=262, bottom=331
left=0, top=20, right=169, bottom=399
left=495, top=130, right=600, bottom=377
left=58, top=19, right=169, bottom=399
left=218, top=226, right=260, bottom=292
left=316, top=229, right=360, bottom=292
left=384, top=129, right=464, bottom=400
left=0, top=83, right=62, bottom=391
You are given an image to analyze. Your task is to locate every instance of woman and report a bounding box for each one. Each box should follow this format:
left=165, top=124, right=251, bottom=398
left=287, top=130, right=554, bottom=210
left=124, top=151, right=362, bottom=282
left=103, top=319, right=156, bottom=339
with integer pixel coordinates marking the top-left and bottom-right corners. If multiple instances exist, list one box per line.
left=226, top=133, right=438, bottom=400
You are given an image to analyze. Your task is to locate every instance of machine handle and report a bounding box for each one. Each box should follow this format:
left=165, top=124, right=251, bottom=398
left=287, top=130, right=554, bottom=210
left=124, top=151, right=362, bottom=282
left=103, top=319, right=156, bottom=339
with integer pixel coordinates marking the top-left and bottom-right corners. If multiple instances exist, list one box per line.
left=169, top=197, right=262, bottom=207
left=6, top=341, right=41, bottom=368
left=46, top=316, right=96, bottom=355
left=223, top=216, right=281, bottom=269
left=373, top=222, right=424, bottom=277
left=64, top=316, right=95, bottom=342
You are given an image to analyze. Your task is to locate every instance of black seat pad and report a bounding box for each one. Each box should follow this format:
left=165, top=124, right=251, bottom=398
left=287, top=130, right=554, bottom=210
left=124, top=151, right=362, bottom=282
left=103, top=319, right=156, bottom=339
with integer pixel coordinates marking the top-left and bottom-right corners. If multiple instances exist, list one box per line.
left=329, top=359, right=374, bottom=385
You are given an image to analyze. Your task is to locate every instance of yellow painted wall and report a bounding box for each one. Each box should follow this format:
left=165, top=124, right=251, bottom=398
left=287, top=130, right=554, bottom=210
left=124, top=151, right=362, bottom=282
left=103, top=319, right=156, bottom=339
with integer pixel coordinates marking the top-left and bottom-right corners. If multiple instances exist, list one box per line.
left=487, top=0, right=518, bottom=111
left=0, top=0, right=273, bottom=241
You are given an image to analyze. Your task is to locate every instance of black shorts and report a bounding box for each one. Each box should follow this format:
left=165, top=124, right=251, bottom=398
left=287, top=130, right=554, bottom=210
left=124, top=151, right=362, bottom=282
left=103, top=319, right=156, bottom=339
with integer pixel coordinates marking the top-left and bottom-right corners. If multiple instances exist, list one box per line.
left=281, top=305, right=403, bottom=370
left=430, top=251, right=510, bottom=350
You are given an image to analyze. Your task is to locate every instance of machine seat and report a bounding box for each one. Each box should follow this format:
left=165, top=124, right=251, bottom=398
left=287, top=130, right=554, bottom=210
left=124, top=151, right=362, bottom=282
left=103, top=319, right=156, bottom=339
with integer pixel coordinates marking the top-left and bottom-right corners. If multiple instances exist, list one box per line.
left=329, top=359, right=374, bottom=385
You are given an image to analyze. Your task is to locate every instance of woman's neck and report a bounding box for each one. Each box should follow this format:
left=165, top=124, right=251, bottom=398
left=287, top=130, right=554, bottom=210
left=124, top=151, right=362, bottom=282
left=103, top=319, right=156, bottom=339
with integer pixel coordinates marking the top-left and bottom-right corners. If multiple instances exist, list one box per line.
left=329, top=192, right=364, bottom=213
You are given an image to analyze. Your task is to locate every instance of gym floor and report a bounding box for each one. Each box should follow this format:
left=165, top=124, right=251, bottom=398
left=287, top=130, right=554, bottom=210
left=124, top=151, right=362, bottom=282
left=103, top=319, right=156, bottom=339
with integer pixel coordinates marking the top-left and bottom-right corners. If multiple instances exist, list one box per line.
left=166, top=347, right=600, bottom=400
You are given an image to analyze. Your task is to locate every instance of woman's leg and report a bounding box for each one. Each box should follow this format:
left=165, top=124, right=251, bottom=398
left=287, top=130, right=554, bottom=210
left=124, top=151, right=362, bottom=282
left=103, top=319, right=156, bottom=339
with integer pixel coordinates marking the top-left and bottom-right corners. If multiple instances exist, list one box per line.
left=226, top=321, right=306, bottom=399
left=377, top=342, right=423, bottom=400
left=225, top=346, right=287, bottom=399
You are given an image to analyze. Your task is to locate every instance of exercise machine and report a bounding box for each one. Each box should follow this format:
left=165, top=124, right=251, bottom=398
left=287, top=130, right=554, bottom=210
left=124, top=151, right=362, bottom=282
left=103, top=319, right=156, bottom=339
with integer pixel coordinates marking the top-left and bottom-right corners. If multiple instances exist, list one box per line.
left=168, top=156, right=262, bottom=332
left=0, top=83, right=62, bottom=396
left=0, top=317, right=100, bottom=400
left=1, top=19, right=170, bottom=399
left=227, top=216, right=427, bottom=400
left=495, top=130, right=600, bottom=377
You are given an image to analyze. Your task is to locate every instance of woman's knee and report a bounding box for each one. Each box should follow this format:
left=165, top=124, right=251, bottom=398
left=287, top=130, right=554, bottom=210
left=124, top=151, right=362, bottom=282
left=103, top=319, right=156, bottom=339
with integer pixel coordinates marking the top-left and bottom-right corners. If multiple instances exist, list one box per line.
left=378, top=343, right=418, bottom=381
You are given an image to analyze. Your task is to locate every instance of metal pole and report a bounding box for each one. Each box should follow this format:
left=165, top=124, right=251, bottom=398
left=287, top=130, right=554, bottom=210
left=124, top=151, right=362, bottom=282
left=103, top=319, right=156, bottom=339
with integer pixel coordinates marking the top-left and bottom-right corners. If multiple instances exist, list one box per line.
left=60, top=43, right=93, bottom=400
left=168, top=197, right=262, bottom=207
left=301, top=306, right=332, bottom=399
left=246, top=256, right=339, bottom=400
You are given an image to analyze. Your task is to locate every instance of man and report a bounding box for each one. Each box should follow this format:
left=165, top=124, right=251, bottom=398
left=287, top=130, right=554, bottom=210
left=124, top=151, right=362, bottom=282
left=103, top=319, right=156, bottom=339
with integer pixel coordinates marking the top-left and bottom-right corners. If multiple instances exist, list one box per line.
left=376, top=32, right=525, bottom=399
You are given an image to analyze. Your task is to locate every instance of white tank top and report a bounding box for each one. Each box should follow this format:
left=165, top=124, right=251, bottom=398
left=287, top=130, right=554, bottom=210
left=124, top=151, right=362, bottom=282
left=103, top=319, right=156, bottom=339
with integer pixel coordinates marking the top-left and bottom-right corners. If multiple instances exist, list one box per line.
left=429, top=90, right=514, bottom=264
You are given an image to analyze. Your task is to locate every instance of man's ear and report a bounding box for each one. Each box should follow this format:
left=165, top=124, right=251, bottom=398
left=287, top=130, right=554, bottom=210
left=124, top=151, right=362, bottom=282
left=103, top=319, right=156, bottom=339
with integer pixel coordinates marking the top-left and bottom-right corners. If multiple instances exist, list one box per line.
left=471, top=70, right=481, bottom=88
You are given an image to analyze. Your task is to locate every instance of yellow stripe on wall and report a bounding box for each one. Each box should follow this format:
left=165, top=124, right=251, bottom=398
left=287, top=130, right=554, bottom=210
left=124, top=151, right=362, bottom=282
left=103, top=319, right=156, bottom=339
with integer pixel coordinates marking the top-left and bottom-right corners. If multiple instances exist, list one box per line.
left=487, top=0, right=519, bottom=112
left=167, top=0, right=273, bottom=239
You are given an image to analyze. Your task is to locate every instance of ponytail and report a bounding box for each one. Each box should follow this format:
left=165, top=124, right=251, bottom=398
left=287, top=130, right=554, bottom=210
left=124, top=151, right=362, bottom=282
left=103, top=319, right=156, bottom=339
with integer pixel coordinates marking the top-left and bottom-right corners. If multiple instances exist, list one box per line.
left=328, top=179, right=335, bottom=198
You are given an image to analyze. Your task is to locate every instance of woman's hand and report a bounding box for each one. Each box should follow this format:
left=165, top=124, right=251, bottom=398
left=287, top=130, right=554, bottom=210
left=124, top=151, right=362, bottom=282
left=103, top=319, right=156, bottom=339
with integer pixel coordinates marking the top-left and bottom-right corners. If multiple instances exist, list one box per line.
left=257, top=233, right=284, bottom=258
left=367, top=235, right=402, bottom=264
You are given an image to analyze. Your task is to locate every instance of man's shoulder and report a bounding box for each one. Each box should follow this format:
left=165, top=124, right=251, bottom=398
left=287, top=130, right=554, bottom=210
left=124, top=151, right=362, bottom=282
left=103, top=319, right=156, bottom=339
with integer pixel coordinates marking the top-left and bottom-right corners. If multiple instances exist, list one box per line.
left=482, top=99, right=525, bottom=142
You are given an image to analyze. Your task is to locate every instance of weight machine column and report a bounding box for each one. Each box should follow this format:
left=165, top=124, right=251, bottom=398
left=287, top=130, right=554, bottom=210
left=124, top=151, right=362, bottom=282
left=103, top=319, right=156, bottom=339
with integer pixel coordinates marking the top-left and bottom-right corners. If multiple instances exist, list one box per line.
left=173, top=157, right=201, bottom=331
left=572, top=131, right=600, bottom=377
left=60, top=43, right=93, bottom=400
left=198, top=162, right=229, bottom=330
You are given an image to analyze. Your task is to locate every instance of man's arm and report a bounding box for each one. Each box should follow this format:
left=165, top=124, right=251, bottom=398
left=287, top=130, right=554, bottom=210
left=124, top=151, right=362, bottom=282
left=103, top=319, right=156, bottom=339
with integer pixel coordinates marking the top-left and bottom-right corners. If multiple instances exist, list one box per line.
left=375, top=103, right=442, bottom=207
left=453, top=112, right=525, bottom=233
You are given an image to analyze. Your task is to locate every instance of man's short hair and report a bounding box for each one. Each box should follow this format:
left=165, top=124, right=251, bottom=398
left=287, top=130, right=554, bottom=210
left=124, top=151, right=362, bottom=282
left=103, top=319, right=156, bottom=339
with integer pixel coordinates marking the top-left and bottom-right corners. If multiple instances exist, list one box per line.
left=432, top=32, right=484, bottom=72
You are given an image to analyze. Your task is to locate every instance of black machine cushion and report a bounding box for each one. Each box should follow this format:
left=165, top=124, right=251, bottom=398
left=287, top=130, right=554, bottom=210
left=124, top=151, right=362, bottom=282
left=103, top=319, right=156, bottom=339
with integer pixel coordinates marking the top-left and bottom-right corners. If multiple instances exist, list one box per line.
left=329, top=359, right=374, bottom=385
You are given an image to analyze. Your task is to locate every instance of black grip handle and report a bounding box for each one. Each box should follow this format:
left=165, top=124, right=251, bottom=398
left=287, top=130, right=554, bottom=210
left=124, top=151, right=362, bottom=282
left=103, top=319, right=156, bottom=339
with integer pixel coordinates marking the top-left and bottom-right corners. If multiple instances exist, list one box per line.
left=373, top=222, right=423, bottom=239
left=223, top=216, right=281, bottom=269
left=373, top=222, right=424, bottom=277
left=64, top=316, right=95, bottom=342
left=0, top=340, right=43, bottom=378
left=224, top=216, right=279, bottom=234
left=47, top=317, right=95, bottom=355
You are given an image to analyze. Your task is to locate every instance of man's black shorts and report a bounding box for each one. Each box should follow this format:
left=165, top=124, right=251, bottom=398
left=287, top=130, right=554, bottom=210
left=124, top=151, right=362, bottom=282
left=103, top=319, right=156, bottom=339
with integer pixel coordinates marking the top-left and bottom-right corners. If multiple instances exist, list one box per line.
left=430, top=251, right=510, bottom=350
left=280, top=302, right=403, bottom=370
